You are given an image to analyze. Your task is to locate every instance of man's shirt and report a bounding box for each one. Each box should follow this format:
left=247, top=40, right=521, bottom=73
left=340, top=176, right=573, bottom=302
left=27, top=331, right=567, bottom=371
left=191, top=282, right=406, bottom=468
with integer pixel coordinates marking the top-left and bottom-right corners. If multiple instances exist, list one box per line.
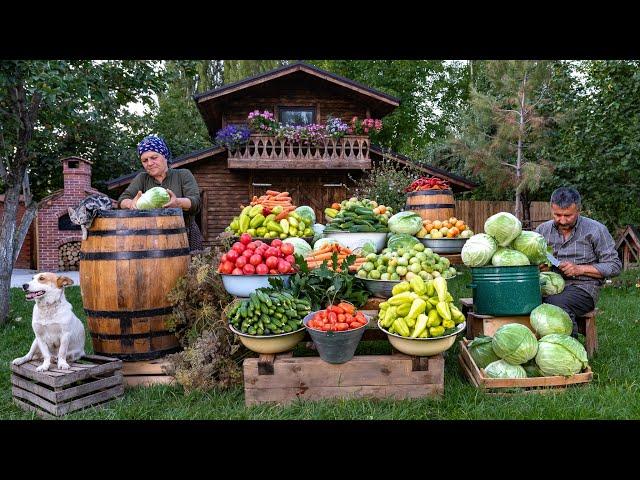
left=535, top=215, right=622, bottom=304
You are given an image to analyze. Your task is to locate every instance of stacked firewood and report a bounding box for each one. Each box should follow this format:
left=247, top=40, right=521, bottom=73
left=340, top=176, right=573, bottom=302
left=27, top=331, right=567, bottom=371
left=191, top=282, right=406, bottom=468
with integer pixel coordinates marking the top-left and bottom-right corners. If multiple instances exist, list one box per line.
left=59, top=242, right=81, bottom=270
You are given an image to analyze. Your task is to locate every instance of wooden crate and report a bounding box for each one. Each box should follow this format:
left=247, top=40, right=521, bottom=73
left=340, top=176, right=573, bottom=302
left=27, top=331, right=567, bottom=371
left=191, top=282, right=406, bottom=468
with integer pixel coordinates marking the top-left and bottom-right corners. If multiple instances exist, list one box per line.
left=244, top=351, right=444, bottom=405
left=11, top=355, right=123, bottom=418
left=121, top=357, right=176, bottom=388
left=458, top=338, right=592, bottom=393
left=465, top=311, right=532, bottom=339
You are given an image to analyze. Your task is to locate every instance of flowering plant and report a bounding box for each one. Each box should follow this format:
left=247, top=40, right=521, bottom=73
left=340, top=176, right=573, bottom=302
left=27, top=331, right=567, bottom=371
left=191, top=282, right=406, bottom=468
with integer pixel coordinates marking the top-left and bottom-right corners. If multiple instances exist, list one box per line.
left=347, top=116, right=383, bottom=135
left=214, top=124, right=251, bottom=151
left=247, top=110, right=278, bottom=134
left=325, top=116, right=349, bottom=139
left=275, top=123, right=327, bottom=145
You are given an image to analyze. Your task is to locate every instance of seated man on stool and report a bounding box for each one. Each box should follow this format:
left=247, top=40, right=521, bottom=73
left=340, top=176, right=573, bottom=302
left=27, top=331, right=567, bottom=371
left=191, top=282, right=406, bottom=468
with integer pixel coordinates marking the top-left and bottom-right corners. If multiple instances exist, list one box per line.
left=536, top=187, right=622, bottom=336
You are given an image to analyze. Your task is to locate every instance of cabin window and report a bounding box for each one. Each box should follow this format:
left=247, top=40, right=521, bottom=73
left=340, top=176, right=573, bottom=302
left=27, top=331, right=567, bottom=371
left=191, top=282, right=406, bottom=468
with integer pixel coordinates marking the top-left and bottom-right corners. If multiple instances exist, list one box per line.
left=279, top=107, right=316, bottom=126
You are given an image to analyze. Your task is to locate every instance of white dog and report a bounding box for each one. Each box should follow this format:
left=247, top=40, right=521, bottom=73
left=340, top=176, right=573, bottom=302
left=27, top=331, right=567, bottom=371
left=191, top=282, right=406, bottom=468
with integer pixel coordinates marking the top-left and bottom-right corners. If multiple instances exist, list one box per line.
left=12, top=272, right=86, bottom=372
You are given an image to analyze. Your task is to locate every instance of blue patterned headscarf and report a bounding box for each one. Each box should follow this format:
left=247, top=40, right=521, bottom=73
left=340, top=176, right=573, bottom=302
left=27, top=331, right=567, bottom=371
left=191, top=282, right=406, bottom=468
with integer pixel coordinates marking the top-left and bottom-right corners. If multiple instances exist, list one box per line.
left=137, top=135, right=171, bottom=160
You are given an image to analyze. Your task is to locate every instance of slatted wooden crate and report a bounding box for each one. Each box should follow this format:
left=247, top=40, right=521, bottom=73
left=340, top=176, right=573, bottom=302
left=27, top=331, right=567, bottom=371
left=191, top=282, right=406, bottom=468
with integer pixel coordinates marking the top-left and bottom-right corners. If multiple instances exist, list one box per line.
left=121, top=357, right=176, bottom=387
left=243, top=350, right=444, bottom=406
left=458, top=338, right=592, bottom=394
left=465, top=311, right=533, bottom=339
left=11, top=355, right=123, bottom=418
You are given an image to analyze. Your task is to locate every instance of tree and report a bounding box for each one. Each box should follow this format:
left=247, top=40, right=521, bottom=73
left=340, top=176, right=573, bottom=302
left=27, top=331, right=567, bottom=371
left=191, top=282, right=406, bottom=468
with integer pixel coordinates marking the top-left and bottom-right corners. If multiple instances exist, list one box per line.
left=223, top=60, right=289, bottom=84
left=0, top=60, right=162, bottom=325
left=453, top=60, right=557, bottom=227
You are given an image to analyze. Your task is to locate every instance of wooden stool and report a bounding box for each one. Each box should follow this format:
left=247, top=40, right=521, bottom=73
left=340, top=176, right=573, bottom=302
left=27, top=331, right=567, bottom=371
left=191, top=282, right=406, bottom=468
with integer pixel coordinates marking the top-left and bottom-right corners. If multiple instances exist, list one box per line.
left=459, top=298, right=599, bottom=358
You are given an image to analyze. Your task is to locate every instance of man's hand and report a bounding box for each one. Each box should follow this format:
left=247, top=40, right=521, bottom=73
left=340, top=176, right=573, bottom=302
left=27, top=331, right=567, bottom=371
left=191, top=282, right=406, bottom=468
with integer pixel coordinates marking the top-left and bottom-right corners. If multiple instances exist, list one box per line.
left=559, top=261, right=583, bottom=278
left=539, top=263, right=550, bottom=272
left=162, top=189, right=180, bottom=208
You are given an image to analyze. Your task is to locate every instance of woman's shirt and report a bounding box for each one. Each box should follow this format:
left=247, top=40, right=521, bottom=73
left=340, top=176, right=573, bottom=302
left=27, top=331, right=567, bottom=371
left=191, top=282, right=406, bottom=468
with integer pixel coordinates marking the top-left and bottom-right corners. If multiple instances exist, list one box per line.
left=117, top=168, right=201, bottom=227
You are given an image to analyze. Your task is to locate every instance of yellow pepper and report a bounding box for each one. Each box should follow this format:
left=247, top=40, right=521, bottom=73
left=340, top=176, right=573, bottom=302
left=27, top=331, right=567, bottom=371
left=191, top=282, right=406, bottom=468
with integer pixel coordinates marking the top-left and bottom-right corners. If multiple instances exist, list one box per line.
left=392, top=281, right=411, bottom=296
left=411, top=313, right=429, bottom=338
left=381, top=306, right=397, bottom=328
left=425, top=280, right=435, bottom=297
left=436, top=301, right=452, bottom=322
left=419, top=329, right=429, bottom=338
left=404, top=315, right=416, bottom=328
left=396, top=303, right=411, bottom=317
left=450, top=304, right=466, bottom=324
left=427, top=309, right=441, bottom=327
left=433, top=277, right=448, bottom=303
left=409, top=276, right=426, bottom=295
left=429, top=325, right=445, bottom=337
left=442, top=318, right=455, bottom=329
left=406, top=298, right=427, bottom=323
left=388, top=292, right=418, bottom=306
left=393, top=317, right=410, bottom=337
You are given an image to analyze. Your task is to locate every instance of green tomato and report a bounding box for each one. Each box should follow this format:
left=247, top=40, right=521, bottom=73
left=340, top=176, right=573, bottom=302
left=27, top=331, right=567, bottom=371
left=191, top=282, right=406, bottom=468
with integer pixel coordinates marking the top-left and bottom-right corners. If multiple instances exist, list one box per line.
left=421, top=262, right=430, bottom=271
left=380, top=272, right=391, bottom=281
left=366, top=253, right=378, bottom=262
left=419, top=271, right=433, bottom=281
left=397, top=257, right=409, bottom=267
left=369, top=270, right=381, bottom=280
left=363, top=262, right=375, bottom=272
left=413, top=243, right=425, bottom=252
left=382, top=248, right=390, bottom=254
left=409, top=257, right=420, bottom=265
left=357, top=269, right=368, bottom=278
left=405, top=271, right=416, bottom=281
left=409, top=263, right=422, bottom=274
left=388, top=259, right=398, bottom=268
left=396, top=266, right=408, bottom=277
left=390, top=272, right=400, bottom=281
left=396, top=248, right=406, bottom=256
left=432, top=270, right=441, bottom=277
left=415, top=252, right=427, bottom=262
left=387, top=265, right=395, bottom=274
left=424, top=248, right=433, bottom=256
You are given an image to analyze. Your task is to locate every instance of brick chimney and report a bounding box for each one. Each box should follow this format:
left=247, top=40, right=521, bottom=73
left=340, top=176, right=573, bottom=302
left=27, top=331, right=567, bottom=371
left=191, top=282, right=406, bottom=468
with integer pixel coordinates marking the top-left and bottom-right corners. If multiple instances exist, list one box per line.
left=61, top=156, right=93, bottom=193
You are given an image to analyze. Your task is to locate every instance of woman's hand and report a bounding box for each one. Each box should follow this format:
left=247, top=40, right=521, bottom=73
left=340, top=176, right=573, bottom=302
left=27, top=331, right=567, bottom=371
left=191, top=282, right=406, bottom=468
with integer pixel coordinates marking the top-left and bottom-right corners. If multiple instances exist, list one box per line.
left=162, top=189, right=180, bottom=208
left=122, top=191, right=142, bottom=209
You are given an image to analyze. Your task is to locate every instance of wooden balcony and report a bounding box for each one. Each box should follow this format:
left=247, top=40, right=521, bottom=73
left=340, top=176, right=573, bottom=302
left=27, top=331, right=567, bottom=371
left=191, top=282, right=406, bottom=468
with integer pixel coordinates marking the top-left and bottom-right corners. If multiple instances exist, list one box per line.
left=227, top=134, right=371, bottom=170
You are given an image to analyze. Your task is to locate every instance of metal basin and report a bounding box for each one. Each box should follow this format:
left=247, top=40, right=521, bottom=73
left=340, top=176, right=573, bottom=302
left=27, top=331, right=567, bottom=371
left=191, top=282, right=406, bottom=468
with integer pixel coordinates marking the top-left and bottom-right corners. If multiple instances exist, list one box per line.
left=323, top=232, right=387, bottom=253
left=219, top=273, right=291, bottom=297
left=419, top=237, right=468, bottom=254
left=229, top=324, right=305, bottom=354
left=361, top=278, right=401, bottom=298
left=379, top=318, right=466, bottom=356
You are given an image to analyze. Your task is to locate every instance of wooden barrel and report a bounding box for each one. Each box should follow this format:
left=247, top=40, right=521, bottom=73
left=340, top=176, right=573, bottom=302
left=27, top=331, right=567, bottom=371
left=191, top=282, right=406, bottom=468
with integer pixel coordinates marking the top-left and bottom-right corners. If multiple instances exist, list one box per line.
left=405, top=189, right=455, bottom=223
left=79, top=208, right=190, bottom=361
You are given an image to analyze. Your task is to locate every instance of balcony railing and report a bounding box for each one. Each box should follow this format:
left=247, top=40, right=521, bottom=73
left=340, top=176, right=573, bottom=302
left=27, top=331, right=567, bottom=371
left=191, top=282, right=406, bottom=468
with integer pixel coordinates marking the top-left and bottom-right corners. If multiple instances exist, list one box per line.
left=227, top=134, right=371, bottom=170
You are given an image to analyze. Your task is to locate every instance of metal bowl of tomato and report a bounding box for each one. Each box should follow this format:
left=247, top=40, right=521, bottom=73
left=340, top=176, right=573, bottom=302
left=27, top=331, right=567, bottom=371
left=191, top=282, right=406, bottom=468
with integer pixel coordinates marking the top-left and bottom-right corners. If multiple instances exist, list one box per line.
left=219, top=273, right=292, bottom=298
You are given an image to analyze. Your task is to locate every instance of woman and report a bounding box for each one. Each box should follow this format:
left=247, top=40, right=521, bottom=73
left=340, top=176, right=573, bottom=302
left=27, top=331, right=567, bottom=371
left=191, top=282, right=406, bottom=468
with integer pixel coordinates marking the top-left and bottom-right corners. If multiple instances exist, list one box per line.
left=118, top=135, right=204, bottom=251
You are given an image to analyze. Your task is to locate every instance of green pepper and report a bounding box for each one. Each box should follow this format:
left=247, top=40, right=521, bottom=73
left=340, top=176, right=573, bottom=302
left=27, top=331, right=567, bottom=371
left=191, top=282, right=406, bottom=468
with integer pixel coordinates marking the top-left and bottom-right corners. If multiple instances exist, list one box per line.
left=229, top=217, right=240, bottom=231
left=450, top=304, right=466, bottom=324
left=248, top=205, right=263, bottom=218
left=426, top=309, right=441, bottom=327
left=272, top=206, right=283, bottom=215
left=404, top=316, right=416, bottom=328
left=266, top=220, right=283, bottom=233
left=436, top=301, right=452, bottom=322
left=250, top=213, right=265, bottom=229
left=264, top=214, right=277, bottom=223
left=381, top=306, right=397, bottom=328
left=280, top=219, right=290, bottom=234
left=433, top=277, right=448, bottom=303
left=396, top=303, right=411, bottom=317
left=445, top=292, right=454, bottom=302
left=239, top=213, right=250, bottom=233
left=418, top=328, right=429, bottom=338
left=241, top=206, right=252, bottom=217
left=428, top=297, right=440, bottom=307
left=411, top=313, right=429, bottom=338
left=393, top=317, right=410, bottom=337
left=392, top=281, right=411, bottom=296
left=388, top=292, right=418, bottom=306
left=406, top=298, right=427, bottom=323
left=429, top=325, right=445, bottom=337
left=442, top=318, right=456, bottom=329
left=409, top=276, right=426, bottom=295
left=425, top=280, right=435, bottom=297
left=256, top=227, right=267, bottom=237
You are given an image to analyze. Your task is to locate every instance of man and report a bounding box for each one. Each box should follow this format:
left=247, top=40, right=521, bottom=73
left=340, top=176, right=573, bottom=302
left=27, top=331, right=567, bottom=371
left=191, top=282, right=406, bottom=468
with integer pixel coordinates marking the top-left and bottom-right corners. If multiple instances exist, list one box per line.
left=535, top=187, right=622, bottom=335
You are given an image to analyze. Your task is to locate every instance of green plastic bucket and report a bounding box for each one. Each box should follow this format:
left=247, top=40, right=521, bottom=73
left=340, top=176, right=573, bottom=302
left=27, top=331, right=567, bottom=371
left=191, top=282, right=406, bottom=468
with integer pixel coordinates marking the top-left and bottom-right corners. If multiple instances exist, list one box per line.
left=469, top=265, right=542, bottom=316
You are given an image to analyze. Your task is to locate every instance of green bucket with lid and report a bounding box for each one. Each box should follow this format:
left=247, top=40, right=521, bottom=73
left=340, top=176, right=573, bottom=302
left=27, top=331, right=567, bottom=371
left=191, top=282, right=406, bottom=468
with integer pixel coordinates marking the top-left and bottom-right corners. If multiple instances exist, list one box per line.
left=469, top=265, right=542, bottom=316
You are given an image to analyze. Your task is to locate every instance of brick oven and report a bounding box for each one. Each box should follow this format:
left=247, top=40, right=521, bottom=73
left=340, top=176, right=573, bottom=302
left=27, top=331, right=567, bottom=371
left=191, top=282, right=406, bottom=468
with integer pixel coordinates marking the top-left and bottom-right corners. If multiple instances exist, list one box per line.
left=36, top=157, right=111, bottom=272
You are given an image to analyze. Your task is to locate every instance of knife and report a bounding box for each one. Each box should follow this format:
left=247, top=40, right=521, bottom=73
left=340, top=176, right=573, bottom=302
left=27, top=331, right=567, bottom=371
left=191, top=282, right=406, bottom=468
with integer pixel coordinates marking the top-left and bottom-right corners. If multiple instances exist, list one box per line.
left=545, top=252, right=561, bottom=267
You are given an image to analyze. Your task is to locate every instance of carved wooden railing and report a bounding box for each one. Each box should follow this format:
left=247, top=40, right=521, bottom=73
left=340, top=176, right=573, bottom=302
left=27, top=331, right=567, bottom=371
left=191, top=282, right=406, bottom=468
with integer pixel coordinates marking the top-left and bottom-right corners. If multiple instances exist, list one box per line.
left=228, top=134, right=370, bottom=163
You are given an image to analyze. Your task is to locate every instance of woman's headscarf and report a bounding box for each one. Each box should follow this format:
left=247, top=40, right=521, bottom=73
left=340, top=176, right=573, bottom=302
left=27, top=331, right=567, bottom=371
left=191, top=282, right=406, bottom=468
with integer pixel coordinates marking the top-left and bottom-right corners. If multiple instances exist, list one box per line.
left=137, top=135, right=171, bottom=160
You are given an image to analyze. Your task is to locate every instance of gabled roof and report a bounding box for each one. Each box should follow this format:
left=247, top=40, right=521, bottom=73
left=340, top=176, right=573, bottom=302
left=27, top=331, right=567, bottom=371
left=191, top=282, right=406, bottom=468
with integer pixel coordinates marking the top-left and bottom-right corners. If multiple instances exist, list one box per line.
left=194, top=62, right=401, bottom=139
left=615, top=224, right=640, bottom=250
left=370, top=145, right=477, bottom=192
left=106, top=146, right=225, bottom=189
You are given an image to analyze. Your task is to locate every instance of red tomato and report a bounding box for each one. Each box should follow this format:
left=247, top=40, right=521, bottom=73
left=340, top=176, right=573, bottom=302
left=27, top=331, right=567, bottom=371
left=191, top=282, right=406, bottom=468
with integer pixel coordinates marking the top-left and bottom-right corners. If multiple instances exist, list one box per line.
left=337, top=314, right=346, bottom=322
left=265, top=247, right=280, bottom=258
left=255, top=263, right=269, bottom=275
left=269, top=269, right=278, bottom=274
left=246, top=242, right=258, bottom=250
left=328, top=312, right=338, bottom=324
left=271, top=239, right=283, bottom=247
left=250, top=254, right=263, bottom=266
left=335, top=323, right=348, bottom=331
left=266, top=256, right=279, bottom=269
left=242, top=263, right=256, bottom=275
left=321, top=324, right=333, bottom=331
left=329, top=305, right=345, bottom=314
left=239, top=233, right=252, bottom=245
left=255, top=247, right=267, bottom=258
left=344, top=313, right=354, bottom=323
left=231, top=268, right=244, bottom=275
left=277, top=260, right=291, bottom=274
left=350, top=321, right=364, bottom=329
left=285, top=254, right=296, bottom=265
left=220, top=253, right=228, bottom=263
left=226, top=250, right=239, bottom=262
left=280, top=243, right=294, bottom=256
left=221, top=261, right=235, bottom=274
left=232, top=242, right=245, bottom=253
left=235, top=256, right=248, bottom=268
left=242, top=249, right=253, bottom=259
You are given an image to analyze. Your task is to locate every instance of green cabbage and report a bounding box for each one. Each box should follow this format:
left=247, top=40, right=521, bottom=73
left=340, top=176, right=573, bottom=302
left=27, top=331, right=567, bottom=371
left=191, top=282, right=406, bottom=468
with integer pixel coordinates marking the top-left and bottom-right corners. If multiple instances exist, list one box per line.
left=461, top=233, right=498, bottom=267
left=136, top=187, right=170, bottom=210
left=312, top=223, right=325, bottom=243
left=484, top=212, right=522, bottom=247
left=491, top=247, right=531, bottom=266
left=468, top=336, right=500, bottom=369
left=529, top=303, right=573, bottom=337
left=492, top=323, right=538, bottom=364
left=295, top=206, right=316, bottom=225
left=388, top=211, right=423, bottom=235
left=387, top=233, right=421, bottom=251
left=283, top=237, right=313, bottom=257
left=540, top=272, right=565, bottom=296
left=511, top=231, right=548, bottom=264
left=522, top=360, right=544, bottom=377
left=484, top=360, right=527, bottom=379
left=535, top=334, right=588, bottom=376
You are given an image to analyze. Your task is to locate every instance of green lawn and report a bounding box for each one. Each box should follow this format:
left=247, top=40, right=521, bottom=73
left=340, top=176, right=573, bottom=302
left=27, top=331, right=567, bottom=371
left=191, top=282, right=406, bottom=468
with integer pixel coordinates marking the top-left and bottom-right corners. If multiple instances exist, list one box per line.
left=2, top=268, right=640, bottom=420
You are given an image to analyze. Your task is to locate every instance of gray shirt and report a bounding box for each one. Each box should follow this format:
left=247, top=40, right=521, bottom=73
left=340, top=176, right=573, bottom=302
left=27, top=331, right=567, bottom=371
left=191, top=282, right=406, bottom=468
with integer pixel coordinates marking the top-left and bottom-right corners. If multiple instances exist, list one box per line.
left=535, top=215, right=622, bottom=304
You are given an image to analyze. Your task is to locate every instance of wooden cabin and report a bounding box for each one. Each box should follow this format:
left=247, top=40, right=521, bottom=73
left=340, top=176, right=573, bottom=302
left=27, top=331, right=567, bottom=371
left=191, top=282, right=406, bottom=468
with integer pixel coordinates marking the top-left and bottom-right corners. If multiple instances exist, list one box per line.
left=615, top=225, right=640, bottom=270
left=107, top=62, right=476, bottom=248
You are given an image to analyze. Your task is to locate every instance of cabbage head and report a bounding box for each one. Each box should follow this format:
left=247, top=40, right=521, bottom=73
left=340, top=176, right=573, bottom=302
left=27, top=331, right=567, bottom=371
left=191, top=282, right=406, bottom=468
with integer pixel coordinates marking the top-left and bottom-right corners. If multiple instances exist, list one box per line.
left=484, top=212, right=522, bottom=247
left=387, top=233, right=421, bottom=251
left=484, top=360, right=527, bottom=379
left=388, top=211, right=423, bottom=235
left=492, top=323, right=538, bottom=364
left=522, top=360, right=544, bottom=377
left=530, top=303, right=573, bottom=337
left=312, top=223, right=325, bottom=243
left=491, top=247, right=531, bottom=267
left=461, top=233, right=497, bottom=267
left=511, top=231, right=548, bottom=264
left=136, top=187, right=170, bottom=210
left=294, top=206, right=316, bottom=225
left=468, top=336, right=500, bottom=369
left=535, top=334, right=588, bottom=376
left=540, top=272, right=565, bottom=296
left=283, top=237, right=313, bottom=257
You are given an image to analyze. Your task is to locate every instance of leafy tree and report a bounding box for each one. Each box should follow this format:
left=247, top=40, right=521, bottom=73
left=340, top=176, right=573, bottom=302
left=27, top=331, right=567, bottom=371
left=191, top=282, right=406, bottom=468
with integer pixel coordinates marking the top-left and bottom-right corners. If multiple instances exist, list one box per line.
left=0, top=60, right=162, bottom=325
left=223, top=60, right=289, bottom=84
left=452, top=60, right=557, bottom=227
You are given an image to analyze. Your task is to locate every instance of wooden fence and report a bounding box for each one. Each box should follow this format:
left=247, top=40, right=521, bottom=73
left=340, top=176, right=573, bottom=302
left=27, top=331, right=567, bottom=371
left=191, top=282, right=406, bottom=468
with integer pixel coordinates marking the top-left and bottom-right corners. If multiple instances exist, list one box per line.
left=455, top=201, right=551, bottom=233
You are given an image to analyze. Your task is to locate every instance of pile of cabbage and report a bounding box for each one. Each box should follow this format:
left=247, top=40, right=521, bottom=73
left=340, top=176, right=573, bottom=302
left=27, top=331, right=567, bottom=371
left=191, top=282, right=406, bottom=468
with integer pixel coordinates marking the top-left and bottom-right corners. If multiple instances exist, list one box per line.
left=467, top=315, right=588, bottom=379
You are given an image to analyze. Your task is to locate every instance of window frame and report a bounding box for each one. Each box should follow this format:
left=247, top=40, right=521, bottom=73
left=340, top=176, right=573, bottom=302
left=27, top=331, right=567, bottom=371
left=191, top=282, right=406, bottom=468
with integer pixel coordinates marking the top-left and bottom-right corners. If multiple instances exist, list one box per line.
left=277, top=106, right=316, bottom=126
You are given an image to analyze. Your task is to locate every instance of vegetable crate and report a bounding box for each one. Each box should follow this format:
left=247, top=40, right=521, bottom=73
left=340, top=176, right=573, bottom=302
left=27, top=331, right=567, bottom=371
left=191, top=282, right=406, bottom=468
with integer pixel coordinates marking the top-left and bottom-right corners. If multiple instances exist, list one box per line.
left=458, top=338, right=592, bottom=394
left=11, top=355, right=123, bottom=418
left=465, top=311, right=532, bottom=339
left=243, top=349, right=444, bottom=406
left=121, top=357, right=176, bottom=388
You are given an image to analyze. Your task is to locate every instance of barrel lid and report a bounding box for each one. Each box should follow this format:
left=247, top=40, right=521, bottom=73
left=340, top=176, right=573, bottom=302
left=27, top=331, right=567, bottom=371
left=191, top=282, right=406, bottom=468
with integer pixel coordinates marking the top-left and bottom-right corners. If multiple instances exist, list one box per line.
left=406, top=189, right=453, bottom=197
left=96, top=208, right=184, bottom=218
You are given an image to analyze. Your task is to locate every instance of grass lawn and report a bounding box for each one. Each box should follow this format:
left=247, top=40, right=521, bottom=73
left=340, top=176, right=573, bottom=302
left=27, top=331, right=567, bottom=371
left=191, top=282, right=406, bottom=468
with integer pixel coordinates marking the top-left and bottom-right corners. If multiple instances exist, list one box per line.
left=2, top=267, right=640, bottom=420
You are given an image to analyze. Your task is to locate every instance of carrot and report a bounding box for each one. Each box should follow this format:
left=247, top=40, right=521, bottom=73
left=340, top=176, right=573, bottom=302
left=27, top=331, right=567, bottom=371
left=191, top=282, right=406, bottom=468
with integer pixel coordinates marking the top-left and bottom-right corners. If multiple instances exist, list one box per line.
left=274, top=192, right=290, bottom=198
left=265, top=190, right=281, bottom=196
left=306, top=252, right=335, bottom=261
left=275, top=211, right=289, bottom=221
left=311, top=245, right=333, bottom=255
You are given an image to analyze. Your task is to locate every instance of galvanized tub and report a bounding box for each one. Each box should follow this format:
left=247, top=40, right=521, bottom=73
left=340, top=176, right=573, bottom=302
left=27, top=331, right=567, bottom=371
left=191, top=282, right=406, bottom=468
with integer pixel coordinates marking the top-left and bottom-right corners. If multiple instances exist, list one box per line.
left=303, top=312, right=370, bottom=364
left=469, top=265, right=542, bottom=316
left=419, top=237, right=468, bottom=254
